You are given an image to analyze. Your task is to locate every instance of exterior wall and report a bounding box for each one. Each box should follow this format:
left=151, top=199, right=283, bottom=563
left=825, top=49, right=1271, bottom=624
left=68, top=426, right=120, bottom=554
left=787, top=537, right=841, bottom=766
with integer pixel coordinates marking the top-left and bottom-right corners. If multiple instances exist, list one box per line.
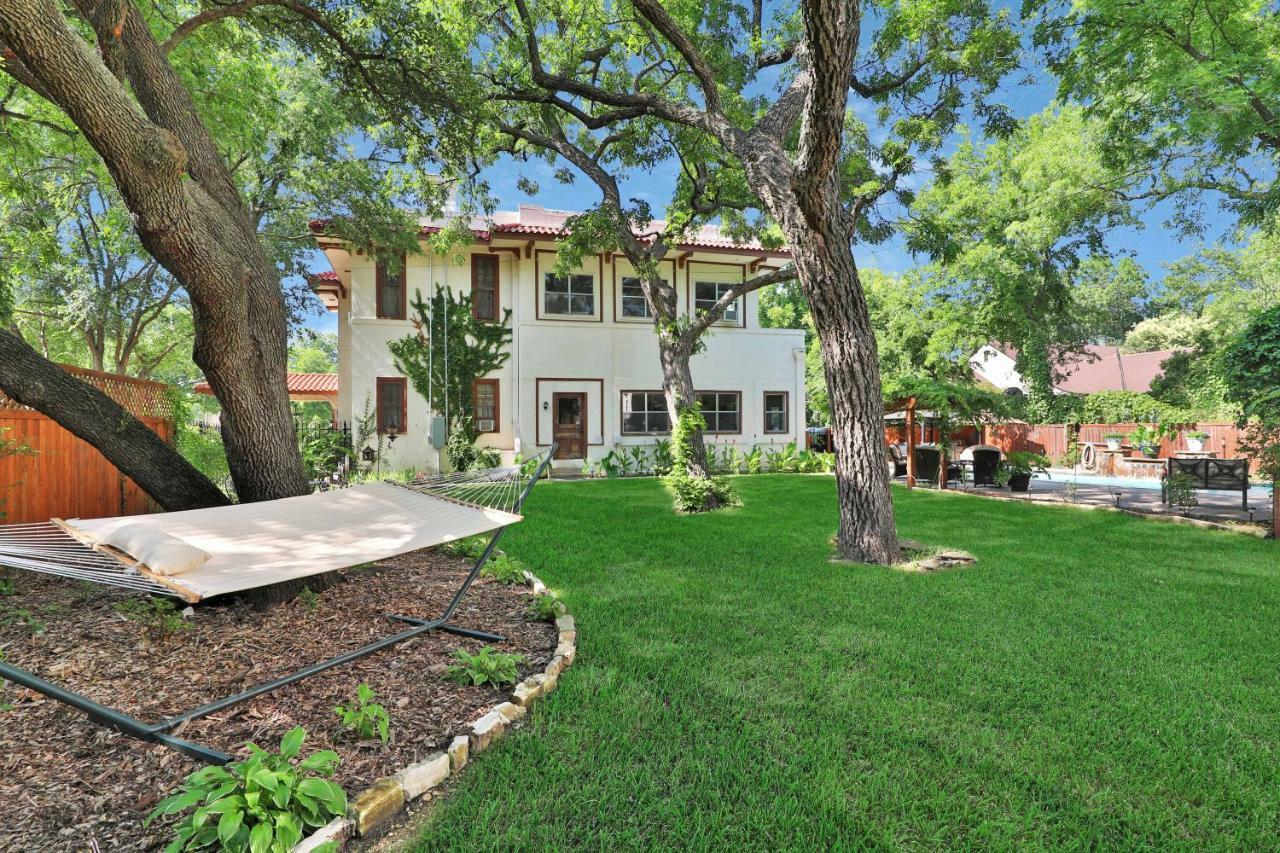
left=336, top=242, right=805, bottom=472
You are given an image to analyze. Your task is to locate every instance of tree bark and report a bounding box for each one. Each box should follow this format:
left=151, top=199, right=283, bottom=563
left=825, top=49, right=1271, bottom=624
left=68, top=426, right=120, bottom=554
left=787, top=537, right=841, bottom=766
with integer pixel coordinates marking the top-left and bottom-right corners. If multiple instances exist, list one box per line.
left=783, top=222, right=900, bottom=564
left=656, top=328, right=714, bottom=478
left=0, top=329, right=230, bottom=511
left=0, top=0, right=309, bottom=504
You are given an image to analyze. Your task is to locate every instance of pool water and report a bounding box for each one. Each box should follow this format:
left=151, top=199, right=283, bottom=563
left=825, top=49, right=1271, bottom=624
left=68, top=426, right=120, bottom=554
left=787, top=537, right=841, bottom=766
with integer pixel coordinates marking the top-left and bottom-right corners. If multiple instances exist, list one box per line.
left=1039, top=469, right=1273, bottom=494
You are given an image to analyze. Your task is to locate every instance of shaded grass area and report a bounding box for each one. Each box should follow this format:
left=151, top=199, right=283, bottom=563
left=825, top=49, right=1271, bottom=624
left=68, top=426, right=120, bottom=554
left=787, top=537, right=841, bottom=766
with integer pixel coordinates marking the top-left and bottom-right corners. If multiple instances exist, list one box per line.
left=412, top=476, right=1280, bottom=849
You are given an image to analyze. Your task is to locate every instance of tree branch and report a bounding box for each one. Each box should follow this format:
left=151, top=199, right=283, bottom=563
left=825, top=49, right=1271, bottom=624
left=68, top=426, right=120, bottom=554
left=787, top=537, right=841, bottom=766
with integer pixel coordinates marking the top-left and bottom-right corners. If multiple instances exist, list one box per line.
left=682, top=265, right=797, bottom=340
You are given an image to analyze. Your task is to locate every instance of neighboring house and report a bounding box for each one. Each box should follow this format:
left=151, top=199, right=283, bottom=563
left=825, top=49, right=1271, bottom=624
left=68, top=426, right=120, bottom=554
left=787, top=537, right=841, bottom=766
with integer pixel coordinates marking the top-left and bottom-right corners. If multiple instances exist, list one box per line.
left=309, top=204, right=806, bottom=472
left=194, top=372, right=339, bottom=423
left=969, top=343, right=1178, bottom=396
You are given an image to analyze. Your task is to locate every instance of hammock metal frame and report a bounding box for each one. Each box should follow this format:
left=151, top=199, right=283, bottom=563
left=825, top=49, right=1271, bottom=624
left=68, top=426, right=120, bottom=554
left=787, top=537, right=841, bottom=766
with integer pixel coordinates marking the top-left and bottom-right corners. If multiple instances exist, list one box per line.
left=0, top=447, right=556, bottom=765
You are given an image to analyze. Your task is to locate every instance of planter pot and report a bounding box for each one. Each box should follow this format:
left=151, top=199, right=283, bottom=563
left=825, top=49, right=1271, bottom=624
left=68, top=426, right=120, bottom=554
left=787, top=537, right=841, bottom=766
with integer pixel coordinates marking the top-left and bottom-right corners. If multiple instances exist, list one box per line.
left=1105, top=439, right=1121, bottom=451
left=1008, top=473, right=1032, bottom=492
left=1140, top=445, right=1159, bottom=459
left=1186, top=438, right=1205, bottom=453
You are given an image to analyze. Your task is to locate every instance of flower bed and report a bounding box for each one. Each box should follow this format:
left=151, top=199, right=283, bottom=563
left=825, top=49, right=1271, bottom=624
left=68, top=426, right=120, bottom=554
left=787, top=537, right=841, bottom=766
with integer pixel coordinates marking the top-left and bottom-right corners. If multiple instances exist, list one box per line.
left=0, top=548, right=558, bottom=851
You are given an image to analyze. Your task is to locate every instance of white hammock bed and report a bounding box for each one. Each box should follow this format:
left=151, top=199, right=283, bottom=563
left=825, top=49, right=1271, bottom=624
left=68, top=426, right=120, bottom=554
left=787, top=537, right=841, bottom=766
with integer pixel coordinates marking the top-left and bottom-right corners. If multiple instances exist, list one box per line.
left=0, top=451, right=555, bottom=764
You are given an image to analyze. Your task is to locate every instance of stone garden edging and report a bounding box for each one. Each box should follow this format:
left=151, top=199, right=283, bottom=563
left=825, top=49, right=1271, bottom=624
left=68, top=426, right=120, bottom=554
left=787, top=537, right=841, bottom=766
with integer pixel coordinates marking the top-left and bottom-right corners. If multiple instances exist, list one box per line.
left=291, top=568, right=576, bottom=852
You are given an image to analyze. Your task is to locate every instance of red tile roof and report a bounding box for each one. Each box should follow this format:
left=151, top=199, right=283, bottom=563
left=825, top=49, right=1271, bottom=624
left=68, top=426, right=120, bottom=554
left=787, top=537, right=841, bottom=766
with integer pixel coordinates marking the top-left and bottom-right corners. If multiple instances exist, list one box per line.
left=309, top=271, right=340, bottom=284
left=194, top=373, right=338, bottom=396
left=1055, top=345, right=1177, bottom=394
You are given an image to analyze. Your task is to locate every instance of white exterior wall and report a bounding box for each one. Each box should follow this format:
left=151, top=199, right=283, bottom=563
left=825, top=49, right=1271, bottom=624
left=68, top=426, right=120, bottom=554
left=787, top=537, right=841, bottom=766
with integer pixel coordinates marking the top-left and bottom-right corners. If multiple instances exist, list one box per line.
left=334, top=242, right=805, bottom=472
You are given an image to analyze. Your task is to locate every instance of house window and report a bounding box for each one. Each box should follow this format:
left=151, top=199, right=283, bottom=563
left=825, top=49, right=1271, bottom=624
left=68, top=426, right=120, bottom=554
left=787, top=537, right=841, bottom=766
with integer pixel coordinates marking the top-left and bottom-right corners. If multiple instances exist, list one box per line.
left=544, top=272, right=595, bottom=317
left=472, top=255, right=498, bottom=321
left=696, top=391, right=740, bottom=434
left=376, top=254, right=406, bottom=320
left=621, top=391, right=670, bottom=435
left=694, top=281, right=740, bottom=324
left=620, top=276, right=659, bottom=319
left=764, top=392, right=788, bottom=434
left=473, top=379, right=499, bottom=433
left=376, top=377, right=407, bottom=434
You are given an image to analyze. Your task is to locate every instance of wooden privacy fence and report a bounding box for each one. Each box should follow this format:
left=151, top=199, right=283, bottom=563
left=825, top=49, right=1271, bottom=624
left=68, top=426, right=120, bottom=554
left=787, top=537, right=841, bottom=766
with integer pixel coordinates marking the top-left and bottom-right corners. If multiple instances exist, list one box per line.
left=0, top=366, right=175, bottom=524
left=982, top=422, right=1257, bottom=472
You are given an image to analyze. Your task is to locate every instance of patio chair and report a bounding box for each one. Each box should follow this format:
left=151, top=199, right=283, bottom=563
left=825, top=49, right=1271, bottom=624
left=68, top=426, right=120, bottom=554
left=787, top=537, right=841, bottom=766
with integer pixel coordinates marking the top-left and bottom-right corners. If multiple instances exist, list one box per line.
left=913, top=446, right=942, bottom=484
left=970, top=449, right=1001, bottom=487
left=886, top=444, right=908, bottom=479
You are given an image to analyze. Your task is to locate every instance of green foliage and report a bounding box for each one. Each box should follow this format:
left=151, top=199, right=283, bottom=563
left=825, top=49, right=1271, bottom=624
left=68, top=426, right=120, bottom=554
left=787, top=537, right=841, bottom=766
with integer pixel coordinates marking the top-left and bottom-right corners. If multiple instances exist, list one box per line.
left=296, top=415, right=351, bottom=482
left=1126, top=424, right=1166, bottom=455
left=115, top=597, right=190, bottom=641
left=297, top=586, right=320, bottom=613
left=526, top=593, right=566, bottom=623
left=440, top=536, right=489, bottom=560
left=146, top=727, right=346, bottom=853
left=288, top=332, right=338, bottom=374
left=1222, top=306, right=1280, bottom=422
left=0, top=575, right=15, bottom=597
left=480, top=554, right=527, bottom=584
left=1165, top=472, right=1200, bottom=515
left=334, top=684, right=390, bottom=744
left=1238, top=421, right=1280, bottom=484
left=0, top=604, right=45, bottom=636
left=997, top=451, right=1051, bottom=486
left=443, top=646, right=524, bottom=687
left=389, top=285, right=512, bottom=451
left=1071, top=391, right=1188, bottom=425
left=664, top=405, right=738, bottom=513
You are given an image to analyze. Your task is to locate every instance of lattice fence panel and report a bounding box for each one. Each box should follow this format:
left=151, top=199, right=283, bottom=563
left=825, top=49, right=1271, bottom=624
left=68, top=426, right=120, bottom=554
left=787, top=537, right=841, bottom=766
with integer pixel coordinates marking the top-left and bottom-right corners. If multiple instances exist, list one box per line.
left=0, top=364, right=175, bottom=420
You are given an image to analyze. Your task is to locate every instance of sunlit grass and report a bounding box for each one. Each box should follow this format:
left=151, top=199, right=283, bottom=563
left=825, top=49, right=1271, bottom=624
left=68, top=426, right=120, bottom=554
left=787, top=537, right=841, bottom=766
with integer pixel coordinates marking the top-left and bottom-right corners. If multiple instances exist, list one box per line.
left=411, top=476, right=1280, bottom=849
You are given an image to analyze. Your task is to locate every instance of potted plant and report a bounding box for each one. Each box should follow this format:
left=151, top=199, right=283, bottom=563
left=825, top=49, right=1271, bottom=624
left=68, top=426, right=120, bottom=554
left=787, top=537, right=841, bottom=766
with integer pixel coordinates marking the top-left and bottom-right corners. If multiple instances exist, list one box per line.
left=1127, top=424, right=1162, bottom=458
left=1104, top=432, right=1125, bottom=451
left=1184, top=430, right=1209, bottom=453
left=996, top=451, right=1050, bottom=492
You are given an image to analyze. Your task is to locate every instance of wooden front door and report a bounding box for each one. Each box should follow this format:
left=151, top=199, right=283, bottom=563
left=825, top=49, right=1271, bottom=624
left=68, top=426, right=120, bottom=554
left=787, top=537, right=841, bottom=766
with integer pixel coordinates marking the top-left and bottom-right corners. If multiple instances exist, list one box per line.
left=552, top=393, right=587, bottom=459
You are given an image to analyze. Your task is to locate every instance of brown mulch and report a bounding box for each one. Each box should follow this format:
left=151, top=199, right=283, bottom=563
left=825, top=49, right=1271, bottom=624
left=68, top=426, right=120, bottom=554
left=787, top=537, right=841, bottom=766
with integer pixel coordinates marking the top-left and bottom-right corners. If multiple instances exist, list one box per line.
left=0, top=549, right=557, bottom=852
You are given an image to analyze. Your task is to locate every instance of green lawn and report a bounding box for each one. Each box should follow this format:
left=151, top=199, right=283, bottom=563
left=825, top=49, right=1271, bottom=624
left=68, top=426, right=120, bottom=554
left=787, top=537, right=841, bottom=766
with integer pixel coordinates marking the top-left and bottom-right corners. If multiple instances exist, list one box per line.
left=412, top=476, right=1280, bottom=849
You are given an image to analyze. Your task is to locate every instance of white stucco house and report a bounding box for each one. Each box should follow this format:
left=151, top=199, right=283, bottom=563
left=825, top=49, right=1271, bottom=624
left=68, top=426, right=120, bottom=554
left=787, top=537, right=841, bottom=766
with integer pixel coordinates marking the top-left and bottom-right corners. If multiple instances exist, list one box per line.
left=309, top=204, right=806, bottom=472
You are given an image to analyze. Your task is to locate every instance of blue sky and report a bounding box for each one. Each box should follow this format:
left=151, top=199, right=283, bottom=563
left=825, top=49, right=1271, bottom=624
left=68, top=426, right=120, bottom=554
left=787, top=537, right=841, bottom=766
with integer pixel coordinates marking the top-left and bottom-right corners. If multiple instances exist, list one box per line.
left=301, top=13, right=1237, bottom=334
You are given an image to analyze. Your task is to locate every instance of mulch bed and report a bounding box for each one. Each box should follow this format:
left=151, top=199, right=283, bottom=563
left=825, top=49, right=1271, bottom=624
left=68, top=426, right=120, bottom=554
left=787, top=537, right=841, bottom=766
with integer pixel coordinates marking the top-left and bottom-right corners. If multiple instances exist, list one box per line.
left=0, top=548, right=557, bottom=852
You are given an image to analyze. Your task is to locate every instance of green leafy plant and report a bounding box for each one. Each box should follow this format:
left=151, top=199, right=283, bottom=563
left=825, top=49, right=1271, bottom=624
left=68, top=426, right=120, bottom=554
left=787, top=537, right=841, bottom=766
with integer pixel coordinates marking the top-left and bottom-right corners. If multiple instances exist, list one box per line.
left=744, top=446, right=764, bottom=475
left=443, top=646, right=524, bottom=687
left=525, top=593, right=565, bottom=622
left=664, top=404, right=739, bottom=512
left=0, top=575, right=15, bottom=597
left=480, top=553, right=527, bottom=584
left=651, top=440, right=674, bottom=476
left=1127, top=424, right=1164, bottom=456
left=1185, top=430, right=1209, bottom=440
left=115, top=596, right=190, bottom=641
left=333, top=684, right=390, bottom=743
left=146, top=727, right=347, bottom=853
left=764, top=442, right=802, bottom=473
left=996, top=451, right=1050, bottom=487
left=440, top=536, right=488, bottom=559
left=297, top=586, right=320, bottom=613
left=1104, top=432, right=1126, bottom=440
left=1165, top=472, right=1200, bottom=516
left=1, top=604, right=45, bottom=636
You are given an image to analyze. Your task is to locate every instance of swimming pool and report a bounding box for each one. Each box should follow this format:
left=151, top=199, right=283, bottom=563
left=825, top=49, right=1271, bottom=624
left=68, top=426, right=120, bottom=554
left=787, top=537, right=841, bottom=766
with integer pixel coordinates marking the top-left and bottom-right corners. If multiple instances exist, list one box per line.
left=1039, top=469, right=1273, bottom=494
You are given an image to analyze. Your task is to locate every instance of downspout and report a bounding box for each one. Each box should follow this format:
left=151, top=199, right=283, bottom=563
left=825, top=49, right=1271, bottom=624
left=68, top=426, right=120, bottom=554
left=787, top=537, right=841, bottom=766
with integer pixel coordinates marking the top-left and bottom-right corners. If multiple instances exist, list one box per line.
left=511, top=250, right=521, bottom=458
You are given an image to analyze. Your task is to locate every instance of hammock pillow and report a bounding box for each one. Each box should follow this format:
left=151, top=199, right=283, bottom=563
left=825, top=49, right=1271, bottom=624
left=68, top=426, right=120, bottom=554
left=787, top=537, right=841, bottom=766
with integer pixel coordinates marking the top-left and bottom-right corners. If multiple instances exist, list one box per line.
left=99, top=524, right=212, bottom=577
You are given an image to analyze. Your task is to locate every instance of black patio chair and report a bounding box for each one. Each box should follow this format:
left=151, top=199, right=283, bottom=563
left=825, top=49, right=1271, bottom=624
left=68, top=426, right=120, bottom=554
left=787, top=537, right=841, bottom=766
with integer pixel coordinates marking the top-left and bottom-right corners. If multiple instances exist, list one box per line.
left=913, top=446, right=942, bottom=484
left=970, top=449, right=1001, bottom=487
left=886, top=444, right=908, bottom=479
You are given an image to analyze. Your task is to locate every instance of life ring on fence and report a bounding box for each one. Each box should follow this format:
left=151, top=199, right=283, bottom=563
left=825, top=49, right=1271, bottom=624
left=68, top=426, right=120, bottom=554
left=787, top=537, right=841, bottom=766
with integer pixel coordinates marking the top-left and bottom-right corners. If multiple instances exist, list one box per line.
left=1079, top=442, right=1097, bottom=472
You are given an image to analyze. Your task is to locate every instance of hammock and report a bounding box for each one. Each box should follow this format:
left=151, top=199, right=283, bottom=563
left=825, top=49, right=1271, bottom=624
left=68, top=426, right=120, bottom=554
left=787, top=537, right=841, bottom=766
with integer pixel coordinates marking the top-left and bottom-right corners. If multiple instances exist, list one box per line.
left=0, top=462, right=534, bottom=602
left=0, top=450, right=556, bottom=764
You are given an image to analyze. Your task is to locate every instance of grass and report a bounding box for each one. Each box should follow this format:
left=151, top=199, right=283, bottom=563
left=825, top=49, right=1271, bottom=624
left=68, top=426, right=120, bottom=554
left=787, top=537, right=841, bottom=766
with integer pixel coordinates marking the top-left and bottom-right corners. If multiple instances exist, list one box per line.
left=411, top=476, right=1280, bottom=849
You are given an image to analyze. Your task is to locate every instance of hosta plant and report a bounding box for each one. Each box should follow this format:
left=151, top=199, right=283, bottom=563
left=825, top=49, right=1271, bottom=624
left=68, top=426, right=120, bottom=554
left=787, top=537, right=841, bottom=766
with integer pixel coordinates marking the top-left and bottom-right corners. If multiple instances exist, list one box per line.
left=333, top=683, right=390, bottom=743
left=480, top=553, right=526, bottom=584
left=443, top=646, right=524, bottom=687
left=525, top=592, right=566, bottom=622
left=146, top=726, right=346, bottom=853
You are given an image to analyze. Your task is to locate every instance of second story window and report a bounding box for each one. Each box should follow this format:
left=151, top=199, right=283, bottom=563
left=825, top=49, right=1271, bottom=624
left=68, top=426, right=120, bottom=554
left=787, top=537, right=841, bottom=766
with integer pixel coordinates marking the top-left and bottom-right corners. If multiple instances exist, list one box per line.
left=376, top=254, right=406, bottom=320
left=694, top=281, right=740, bottom=324
left=620, top=276, right=657, bottom=319
left=472, top=255, right=498, bottom=321
left=544, top=272, right=595, bottom=317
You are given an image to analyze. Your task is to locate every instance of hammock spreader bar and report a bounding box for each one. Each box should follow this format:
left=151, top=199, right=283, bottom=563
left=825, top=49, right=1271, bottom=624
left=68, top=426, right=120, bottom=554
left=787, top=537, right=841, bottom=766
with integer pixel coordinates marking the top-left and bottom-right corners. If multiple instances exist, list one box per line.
left=0, top=446, right=556, bottom=766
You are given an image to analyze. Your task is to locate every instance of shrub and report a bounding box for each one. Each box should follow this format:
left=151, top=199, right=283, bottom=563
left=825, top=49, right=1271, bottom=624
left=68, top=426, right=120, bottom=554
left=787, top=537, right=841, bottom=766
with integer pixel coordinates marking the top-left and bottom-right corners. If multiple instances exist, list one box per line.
left=440, top=536, right=488, bottom=559
left=146, top=727, right=346, bottom=852
left=334, top=684, right=390, bottom=743
left=115, top=597, right=190, bottom=641
left=1165, top=472, right=1200, bottom=515
left=443, top=646, right=524, bottom=687
left=0, top=575, right=15, bottom=597
left=652, top=440, right=674, bottom=476
left=664, top=404, right=739, bottom=512
left=480, top=554, right=526, bottom=584
left=525, top=593, right=565, bottom=622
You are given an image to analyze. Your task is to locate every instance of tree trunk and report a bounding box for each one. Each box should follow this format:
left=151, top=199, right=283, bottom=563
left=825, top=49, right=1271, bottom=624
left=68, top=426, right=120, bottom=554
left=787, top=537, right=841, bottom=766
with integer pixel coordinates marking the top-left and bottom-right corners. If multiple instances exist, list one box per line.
left=784, top=223, right=900, bottom=564
left=0, top=328, right=230, bottom=511
left=656, top=331, right=713, bottom=479
left=0, top=0, right=309, bottom=505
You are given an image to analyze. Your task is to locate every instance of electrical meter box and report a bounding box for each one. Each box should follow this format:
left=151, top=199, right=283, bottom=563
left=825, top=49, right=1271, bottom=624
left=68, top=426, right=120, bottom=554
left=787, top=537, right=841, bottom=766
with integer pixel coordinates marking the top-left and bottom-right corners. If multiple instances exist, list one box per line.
left=429, top=416, right=447, bottom=449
